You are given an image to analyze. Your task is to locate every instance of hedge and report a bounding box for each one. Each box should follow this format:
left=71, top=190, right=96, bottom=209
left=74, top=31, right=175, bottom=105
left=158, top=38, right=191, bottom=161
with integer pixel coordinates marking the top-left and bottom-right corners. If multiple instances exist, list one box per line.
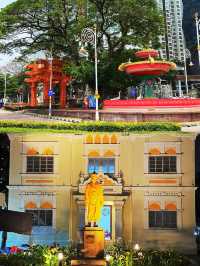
left=0, top=120, right=181, bottom=133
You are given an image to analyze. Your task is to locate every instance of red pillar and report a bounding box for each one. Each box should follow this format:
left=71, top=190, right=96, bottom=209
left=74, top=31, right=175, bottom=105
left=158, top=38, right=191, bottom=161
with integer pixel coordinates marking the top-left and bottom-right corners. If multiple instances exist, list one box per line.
left=60, top=80, right=67, bottom=109
left=30, top=83, right=37, bottom=107
left=43, top=81, right=49, bottom=104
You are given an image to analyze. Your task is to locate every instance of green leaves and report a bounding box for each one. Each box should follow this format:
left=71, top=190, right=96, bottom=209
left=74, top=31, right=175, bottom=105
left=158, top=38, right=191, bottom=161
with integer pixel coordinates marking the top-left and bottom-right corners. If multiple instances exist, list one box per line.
left=0, top=244, right=190, bottom=266
left=0, top=0, right=163, bottom=98
left=0, top=120, right=181, bottom=133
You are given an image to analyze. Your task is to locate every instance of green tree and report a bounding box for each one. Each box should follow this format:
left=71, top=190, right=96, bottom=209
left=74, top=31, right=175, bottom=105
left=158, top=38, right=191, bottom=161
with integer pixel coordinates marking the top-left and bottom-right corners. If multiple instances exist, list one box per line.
left=0, top=0, right=163, bottom=97
left=0, top=72, right=28, bottom=102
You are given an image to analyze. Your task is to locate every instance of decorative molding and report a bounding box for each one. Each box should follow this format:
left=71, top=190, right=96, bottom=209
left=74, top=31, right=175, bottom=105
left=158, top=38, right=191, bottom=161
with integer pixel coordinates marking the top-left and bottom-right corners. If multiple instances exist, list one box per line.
left=144, top=191, right=183, bottom=197
left=7, top=185, right=72, bottom=191
left=78, top=173, right=123, bottom=194
left=24, top=179, right=54, bottom=183
left=149, top=179, right=177, bottom=184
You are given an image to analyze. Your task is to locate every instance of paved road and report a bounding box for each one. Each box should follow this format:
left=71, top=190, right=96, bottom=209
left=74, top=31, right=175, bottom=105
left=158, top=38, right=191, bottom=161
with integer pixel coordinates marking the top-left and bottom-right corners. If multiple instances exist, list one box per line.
left=0, top=109, right=80, bottom=123
left=182, top=125, right=200, bottom=133
left=0, top=109, right=53, bottom=122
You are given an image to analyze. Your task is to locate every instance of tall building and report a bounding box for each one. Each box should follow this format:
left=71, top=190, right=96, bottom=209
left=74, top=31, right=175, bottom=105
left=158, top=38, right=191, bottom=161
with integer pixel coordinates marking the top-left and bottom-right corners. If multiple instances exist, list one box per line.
left=156, top=0, right=185, bottom=63
left=0, top=132, right=196, bottom=253
left=182, top=0, right=200, bottom=74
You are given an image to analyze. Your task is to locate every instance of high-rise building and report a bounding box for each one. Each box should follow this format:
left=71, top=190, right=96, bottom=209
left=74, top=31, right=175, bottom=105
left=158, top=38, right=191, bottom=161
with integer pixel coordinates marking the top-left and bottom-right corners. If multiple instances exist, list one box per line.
left=156, top=0, right=185, bottom=63
left=182, top=0, right=200, bottom=74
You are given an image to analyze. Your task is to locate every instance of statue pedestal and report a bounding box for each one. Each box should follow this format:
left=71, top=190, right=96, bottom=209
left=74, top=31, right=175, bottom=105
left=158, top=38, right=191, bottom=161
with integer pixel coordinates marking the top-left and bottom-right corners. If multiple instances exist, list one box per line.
left=71, top=227, right=106, bottom=266
left=71, top=259, right=106, bottom=266
left=83, top=227, right=104, bottom=258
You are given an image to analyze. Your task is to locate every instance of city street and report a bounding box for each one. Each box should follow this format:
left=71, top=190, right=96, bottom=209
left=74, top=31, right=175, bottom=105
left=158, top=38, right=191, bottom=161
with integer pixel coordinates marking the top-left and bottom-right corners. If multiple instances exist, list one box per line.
left=0, top=108, right=53, bottom=122
left=0, top=108, right=81, bottom=123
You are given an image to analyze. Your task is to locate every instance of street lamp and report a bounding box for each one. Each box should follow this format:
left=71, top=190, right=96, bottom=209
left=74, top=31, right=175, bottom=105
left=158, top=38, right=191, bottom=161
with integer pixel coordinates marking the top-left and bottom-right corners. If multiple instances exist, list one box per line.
left=194, top=12, right=200, bottom=66
left=58, top=252, right=64, bottom=266
left=81, top=26, right=99, bottom=121
left=134, top=243, right=140, bottom=251
left=3, top=72, right=7, bottom=105
left=183, top=48, right=194, bottom=95
left=48, top=50, right=53, bottom=118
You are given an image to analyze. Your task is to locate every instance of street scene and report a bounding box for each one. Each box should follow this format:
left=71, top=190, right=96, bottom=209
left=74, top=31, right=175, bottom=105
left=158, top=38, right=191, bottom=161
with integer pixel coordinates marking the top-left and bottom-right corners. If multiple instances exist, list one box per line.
left=0, top=0, right=200, bottom=265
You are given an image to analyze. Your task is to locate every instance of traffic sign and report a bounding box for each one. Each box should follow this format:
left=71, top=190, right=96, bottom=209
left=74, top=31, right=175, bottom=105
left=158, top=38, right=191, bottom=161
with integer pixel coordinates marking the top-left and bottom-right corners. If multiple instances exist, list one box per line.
left=48, top=90, right=55, bottom=97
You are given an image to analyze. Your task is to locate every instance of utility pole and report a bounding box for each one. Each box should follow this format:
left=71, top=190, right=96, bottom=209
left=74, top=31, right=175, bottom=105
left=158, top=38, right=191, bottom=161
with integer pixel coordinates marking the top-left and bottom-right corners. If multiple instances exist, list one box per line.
left=48, top=49, right=53, bottom=118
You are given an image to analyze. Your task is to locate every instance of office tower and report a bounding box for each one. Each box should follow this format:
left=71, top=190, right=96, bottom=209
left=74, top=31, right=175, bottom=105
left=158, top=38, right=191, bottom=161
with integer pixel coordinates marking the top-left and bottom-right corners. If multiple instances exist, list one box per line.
left=156, top=0, right=185, bottom=63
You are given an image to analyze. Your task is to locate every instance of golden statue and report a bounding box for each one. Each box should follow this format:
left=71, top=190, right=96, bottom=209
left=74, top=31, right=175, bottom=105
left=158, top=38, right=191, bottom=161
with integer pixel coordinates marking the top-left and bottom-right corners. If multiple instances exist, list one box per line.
left=85, top=173, right=104, bottom=227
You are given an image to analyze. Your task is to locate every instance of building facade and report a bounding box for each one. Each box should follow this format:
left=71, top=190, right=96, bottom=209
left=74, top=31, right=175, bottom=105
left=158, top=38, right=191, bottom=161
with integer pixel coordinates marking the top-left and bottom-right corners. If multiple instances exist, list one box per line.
left=4, top=132, right=196, bottom=253
left=156, top=0, right=185, bottom=63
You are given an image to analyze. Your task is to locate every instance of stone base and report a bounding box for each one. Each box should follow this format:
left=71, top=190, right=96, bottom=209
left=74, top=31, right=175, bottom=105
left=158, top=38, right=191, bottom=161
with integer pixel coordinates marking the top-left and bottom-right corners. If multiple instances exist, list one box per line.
left=71, top=259, right=106, bottom=266
left=83, top=227, right=104, bottom=258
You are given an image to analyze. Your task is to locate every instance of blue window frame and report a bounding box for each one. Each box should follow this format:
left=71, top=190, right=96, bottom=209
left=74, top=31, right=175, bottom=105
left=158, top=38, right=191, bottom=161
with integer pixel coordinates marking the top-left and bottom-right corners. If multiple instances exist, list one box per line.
left=88, top=158, right=115, bottom=176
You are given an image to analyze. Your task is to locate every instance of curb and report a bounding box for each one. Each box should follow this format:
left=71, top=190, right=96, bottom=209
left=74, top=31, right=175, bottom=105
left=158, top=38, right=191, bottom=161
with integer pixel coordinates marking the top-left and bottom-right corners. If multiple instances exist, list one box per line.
left=24, top=112, right=81, bottom=123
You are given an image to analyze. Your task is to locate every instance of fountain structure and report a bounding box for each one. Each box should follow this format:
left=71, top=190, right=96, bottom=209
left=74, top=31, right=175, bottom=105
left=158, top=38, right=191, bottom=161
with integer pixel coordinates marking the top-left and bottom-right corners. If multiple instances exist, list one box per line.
left=103, top=49, right=200, bottom=111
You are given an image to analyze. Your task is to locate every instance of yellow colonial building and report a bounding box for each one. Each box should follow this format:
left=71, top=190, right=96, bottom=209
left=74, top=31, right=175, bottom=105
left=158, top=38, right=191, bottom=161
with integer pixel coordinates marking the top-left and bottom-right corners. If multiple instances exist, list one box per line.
left=6, top=132, right=196, bottom=253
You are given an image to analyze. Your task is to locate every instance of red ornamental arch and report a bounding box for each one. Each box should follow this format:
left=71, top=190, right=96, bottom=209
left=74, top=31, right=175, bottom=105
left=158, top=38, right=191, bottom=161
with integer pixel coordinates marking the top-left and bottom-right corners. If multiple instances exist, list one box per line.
left=25, top=59, right=71, bottom=108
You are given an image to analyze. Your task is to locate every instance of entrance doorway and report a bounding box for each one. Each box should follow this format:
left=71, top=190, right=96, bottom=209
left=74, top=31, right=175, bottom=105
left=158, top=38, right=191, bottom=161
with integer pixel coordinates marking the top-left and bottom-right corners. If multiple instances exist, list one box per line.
left=99, top=205, right=112, bottom=240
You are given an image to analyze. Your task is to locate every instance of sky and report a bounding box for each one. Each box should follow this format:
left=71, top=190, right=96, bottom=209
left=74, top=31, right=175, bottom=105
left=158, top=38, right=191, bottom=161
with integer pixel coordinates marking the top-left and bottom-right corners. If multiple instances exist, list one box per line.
left=0, top=0, right=15, bottom=9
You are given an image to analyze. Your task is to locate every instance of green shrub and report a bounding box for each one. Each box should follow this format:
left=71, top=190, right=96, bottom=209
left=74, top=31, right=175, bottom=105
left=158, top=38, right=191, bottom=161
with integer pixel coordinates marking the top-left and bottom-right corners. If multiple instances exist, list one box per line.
left=0, top=120, right=181, bottom=133
left=105, top=243, right=190, bottom=266
left=0, top=244, right=190, bottom=266
left=0, top=245, right=76, bottom=266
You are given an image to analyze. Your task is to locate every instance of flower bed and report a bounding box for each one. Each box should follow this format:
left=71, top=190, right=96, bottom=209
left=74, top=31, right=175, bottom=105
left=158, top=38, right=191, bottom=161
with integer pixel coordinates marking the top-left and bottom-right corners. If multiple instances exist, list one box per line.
left=0, top=244, right=191, bottom=266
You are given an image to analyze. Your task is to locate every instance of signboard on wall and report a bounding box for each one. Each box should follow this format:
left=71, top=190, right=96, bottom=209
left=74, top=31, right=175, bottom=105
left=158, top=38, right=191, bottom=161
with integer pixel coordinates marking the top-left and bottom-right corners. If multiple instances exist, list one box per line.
left=0, top=210, right=32, bottom=235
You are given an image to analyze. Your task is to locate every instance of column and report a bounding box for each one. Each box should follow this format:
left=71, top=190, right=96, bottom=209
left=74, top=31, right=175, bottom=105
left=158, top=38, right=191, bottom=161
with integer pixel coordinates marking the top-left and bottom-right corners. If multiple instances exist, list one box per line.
left=177, top=80, right=182, bottom=97
left=79, top=205, right=85, bottom=229
left=59, top=80, right=67, bottom=109
left=43, top=81, right=49, bottom=104
left=30, top=83, right=37, bottom=107
left=76, top=200, right=85, bottom=242
left=115, top=201, right=124, bottom=240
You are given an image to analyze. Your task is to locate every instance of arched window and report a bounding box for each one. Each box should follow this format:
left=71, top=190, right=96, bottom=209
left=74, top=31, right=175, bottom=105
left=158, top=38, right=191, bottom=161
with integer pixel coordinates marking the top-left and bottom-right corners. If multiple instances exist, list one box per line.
left=42, top=148, right=54, bottom=155
left=40, top=201, right=53, bottom=209
left=103, top=150, right=115, bottom=157
left=94, top=134, right=101, bottom=144
left=26, top=201, right=53, bottom=226
left=86, top=135, right=93, bottom=144
left=25, top=201, right=37, bottom=209
left=149, top=202, right=177, bottom=228
left=165, top=202, right=176, bottom=211
left=88, top=150, right=100, bottom=157
left=149, top=202, right=161, bottom=211
left=111, top=134, right=117, bottom=144
left=27, top=147, right=38, bottom=155
left=165, top=148, right=176, bottom=155
left=102, top=135, right=110, bottom=144
left=148, top=148, right=161, bottom=155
